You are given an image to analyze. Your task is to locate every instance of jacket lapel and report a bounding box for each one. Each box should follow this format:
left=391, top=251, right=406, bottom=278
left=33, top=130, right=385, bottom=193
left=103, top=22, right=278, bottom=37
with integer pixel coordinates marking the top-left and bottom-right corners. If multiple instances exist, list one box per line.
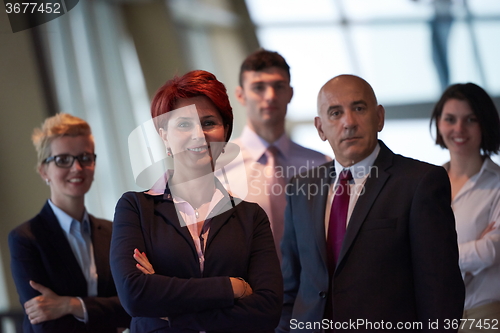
left=313, top=162, right=335, bottom=268
left=154, top=179, right=240, bottom=258
left=90, top=216, right=111, bottom=295
left=205, top=206, right=235, bottom=249
left=39, top=202, right=88, bottom=295
left=153, top=195, right=198, bottom=257
left=335, top=142, right=393, bottom=271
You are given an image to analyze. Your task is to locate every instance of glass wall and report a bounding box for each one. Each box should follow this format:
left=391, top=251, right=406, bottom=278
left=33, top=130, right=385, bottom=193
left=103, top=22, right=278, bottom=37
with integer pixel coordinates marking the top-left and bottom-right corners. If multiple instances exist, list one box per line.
left=245, top=0, right=500, bottom=164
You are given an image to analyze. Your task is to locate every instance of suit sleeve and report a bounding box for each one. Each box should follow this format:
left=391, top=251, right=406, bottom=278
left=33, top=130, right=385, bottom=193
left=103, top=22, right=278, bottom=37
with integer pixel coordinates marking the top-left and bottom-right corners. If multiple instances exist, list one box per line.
left=276, top=187, right=300, bottom=333
left=81, top=218, right=131, bottom=330
left=8, top=227, right=84, bottom=333
left=110, top=193, right=235, bottom=318
left=168, top=205, right=283, bottom=332
left=409, top=166, right=465, bottom=330
left=458, top=188, right=500, bottom=275
left=81, top=296, right=130, bottom=330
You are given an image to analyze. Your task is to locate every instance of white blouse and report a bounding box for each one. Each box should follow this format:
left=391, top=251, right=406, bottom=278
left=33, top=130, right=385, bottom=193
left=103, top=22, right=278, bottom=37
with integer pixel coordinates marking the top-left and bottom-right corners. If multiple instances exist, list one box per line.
left=448, top=157, right=500, bottom=310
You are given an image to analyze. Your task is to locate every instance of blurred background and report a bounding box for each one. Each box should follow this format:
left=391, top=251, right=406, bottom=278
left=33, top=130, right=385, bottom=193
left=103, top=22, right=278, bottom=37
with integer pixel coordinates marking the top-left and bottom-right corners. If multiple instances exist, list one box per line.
left=1, top=0, right=499, bottom=328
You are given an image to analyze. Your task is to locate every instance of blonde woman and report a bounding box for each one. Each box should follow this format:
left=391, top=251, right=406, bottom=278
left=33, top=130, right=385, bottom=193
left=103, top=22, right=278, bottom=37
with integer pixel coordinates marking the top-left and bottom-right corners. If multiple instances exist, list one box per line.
left=9, top=113, right=130, bottom=332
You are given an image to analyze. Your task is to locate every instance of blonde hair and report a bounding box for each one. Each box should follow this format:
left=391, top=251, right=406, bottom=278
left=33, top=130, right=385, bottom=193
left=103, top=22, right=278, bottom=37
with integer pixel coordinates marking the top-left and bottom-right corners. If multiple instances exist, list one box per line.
left=32, top=113, right=93, bottom=167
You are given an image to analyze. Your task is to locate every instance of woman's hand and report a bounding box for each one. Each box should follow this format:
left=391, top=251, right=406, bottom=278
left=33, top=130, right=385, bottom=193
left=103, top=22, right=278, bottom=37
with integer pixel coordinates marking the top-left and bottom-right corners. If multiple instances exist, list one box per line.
left=479, top=221, right=496, bottom=239
left=229, top=277, right=253, bottom=300
left=24, top=280, right=83, bottom=324
left=134, top=248, right=155, bottom=275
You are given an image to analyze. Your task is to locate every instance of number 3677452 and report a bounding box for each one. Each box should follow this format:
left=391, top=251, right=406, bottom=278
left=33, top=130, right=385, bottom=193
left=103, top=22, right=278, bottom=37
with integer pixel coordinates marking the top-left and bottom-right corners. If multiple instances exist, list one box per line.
left=5, top=3, right=61, bottom=14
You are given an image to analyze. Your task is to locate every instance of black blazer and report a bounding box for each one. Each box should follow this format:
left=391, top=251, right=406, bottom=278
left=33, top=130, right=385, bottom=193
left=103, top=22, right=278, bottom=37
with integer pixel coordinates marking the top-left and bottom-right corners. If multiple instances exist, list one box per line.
left=110, top=187, right=283, bottom=333
left=8, top=201, right=130, bottom=333
left=279, top=141, right=465, bottom=332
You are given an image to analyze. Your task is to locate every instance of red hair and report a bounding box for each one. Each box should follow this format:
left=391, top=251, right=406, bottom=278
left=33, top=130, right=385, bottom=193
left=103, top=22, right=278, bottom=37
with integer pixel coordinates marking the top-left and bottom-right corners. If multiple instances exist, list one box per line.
left=151, top=70, right=233, bottom=141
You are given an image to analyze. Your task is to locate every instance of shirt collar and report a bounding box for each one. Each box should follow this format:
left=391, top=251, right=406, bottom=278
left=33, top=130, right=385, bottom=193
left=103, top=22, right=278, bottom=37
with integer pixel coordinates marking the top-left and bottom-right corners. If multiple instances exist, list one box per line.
left=146, top=170, right=171, bottom=196
left=48, top=199, right=90, bottom=234
left=443, top=156, right=500, bottom=182
left=166, top=175, right=234, bottom=223
left=334, top=143, right=381, bottom=180
left=239, top=125, right=291, bottom=162
left=163, top=174, right=232, bottom=202
left=172, top=187, right=226, bottom=221
left=464, top=157, right=500, bottom=182
left=481, top=157, right=500, bottom=179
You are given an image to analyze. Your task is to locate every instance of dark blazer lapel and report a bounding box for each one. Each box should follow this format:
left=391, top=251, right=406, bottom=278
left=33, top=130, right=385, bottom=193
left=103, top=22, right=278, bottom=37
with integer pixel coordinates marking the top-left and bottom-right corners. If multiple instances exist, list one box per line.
left=205, top=207, right=235, bottom=249
left=38, top=202, right=88, bottom=294
left=313, top=162, right=335, bottom=267
left=336, top=142, right=393, bottom=270
left=90, top=216, right=111, bottom=295
left=205, top=179, right=238, bottom=247
left=154, top=197, right=197, bottom=255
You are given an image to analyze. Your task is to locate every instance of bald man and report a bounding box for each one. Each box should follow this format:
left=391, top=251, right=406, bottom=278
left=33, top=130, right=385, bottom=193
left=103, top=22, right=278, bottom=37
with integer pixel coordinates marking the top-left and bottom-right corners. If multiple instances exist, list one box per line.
left=278, top=75, right=464, bottom=332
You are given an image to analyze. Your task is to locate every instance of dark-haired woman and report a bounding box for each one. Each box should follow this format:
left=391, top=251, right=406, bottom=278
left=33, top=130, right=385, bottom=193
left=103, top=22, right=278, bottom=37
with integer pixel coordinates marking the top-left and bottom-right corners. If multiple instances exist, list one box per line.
left=110, top=70, right=282, bottom=333
left=431, top=83, right=500, bottom=330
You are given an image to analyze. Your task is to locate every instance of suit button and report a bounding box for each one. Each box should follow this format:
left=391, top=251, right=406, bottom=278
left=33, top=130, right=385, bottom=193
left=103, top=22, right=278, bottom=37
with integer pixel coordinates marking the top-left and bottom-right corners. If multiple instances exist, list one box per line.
left=319, top=291, right=327, bottom=298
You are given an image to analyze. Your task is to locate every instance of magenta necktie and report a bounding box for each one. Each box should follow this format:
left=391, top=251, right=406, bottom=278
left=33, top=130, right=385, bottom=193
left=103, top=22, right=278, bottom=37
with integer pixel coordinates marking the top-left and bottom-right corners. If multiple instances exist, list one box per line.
left=326, top=169, right=353, bottom=274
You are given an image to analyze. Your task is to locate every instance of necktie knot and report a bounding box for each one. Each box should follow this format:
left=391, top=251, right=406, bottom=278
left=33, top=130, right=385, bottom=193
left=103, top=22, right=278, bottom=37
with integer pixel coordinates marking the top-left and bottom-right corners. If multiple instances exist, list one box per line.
left=266, top=145, right=280, bottom=159
left=71, top=219, right=82, bottom=235
left=339, top=169, right=353, bottom=182
left=264, top=145, right=281, bottom=177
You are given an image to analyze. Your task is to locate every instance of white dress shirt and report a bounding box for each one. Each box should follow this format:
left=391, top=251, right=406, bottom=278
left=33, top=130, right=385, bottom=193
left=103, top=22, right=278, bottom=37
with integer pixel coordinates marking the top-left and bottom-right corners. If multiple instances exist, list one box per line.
left=446, top=157, right=500, bottom=310
left=48, top=200, right=97, bottom=322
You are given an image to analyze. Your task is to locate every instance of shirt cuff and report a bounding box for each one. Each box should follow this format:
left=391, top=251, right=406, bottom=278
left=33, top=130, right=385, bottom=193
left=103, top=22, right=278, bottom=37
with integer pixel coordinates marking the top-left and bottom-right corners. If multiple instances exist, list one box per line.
left=75, top=297, right=88, bottom=323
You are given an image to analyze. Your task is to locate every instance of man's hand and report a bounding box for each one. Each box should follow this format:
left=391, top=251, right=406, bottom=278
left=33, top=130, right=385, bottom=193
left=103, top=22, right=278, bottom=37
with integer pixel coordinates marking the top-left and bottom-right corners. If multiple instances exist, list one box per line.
left=24, top=281, right=82, bottom=324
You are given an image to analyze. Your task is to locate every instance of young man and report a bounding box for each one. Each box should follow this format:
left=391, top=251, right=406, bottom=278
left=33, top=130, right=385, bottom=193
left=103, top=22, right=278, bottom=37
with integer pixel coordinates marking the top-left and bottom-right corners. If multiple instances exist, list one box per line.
left=223, top=49, right=329, bottom=259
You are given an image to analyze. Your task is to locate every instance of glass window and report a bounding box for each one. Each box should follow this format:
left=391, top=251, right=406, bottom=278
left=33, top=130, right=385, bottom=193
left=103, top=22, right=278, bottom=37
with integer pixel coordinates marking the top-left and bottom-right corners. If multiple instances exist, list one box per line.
left=291, top=124, right=334, bottom=158
left=245, top=0, right=500, bottom=154
left=468, top=0, right=500, bottom=16
left=258, top=26, right=351, bottom=121
left=448, top=21, right=484, bottom=87
left=475, top=21, right=500, bottom=93
left=246, top=0, right=339, bottom=25
left=378, top=118, right=449, bottom=166
left=351, top=23, right=440, bottom=104
left=342, top=0, right=432, bottom=21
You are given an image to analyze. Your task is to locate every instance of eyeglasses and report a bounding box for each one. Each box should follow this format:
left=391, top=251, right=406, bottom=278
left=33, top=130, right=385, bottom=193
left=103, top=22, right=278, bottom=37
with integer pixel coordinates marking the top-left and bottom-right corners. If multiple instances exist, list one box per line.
left=44, top=153, right=97, bottom=168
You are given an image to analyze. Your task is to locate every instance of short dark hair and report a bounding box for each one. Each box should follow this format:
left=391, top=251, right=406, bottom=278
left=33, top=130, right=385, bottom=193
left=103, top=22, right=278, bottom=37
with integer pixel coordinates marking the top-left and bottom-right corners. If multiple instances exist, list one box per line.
left=430, top=82, right=500, bottom=156
left=151, top=70, right=233, bottom=142
left=239, top=49, right=290, bottom=87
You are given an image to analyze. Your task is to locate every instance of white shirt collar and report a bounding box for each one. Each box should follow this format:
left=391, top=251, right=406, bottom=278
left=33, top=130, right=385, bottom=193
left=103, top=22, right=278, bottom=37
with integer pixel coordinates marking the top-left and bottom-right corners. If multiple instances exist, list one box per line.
left=480, top=157, right=500, bottom=180
left=48, top=199, right=90, bottom=234
left=443, top=156, right=500, bottom=180
left=239, top=125, right=291, bottom=162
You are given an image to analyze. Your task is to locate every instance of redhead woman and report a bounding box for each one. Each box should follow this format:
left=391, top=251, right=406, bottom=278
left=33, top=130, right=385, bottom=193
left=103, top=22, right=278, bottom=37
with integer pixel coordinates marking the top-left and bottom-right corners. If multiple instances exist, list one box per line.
left=431, top=83, right=500, bottom=331
left=110, top=70, right=282, bottom=333
left=8, top=113, right=130, bottom=332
